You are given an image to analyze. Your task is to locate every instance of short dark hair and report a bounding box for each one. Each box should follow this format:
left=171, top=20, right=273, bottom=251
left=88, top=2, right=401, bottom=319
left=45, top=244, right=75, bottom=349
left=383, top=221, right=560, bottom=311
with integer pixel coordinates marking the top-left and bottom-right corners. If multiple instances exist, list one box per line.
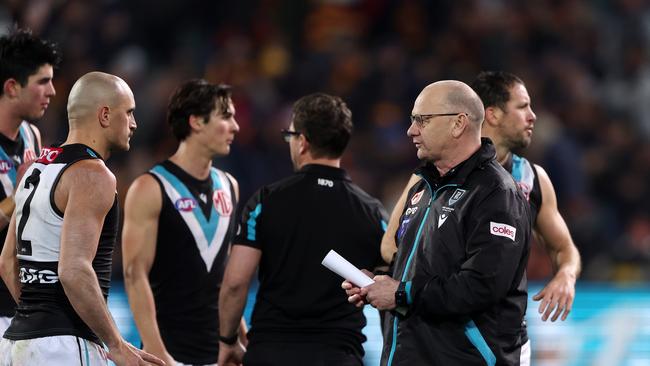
left=0, top=27, right=61, bottom=95
left=292, top=93, right=353, bottom=159
left=166, top=79, right=232, bottom=141
left=471, top=71, right=524, bottom=110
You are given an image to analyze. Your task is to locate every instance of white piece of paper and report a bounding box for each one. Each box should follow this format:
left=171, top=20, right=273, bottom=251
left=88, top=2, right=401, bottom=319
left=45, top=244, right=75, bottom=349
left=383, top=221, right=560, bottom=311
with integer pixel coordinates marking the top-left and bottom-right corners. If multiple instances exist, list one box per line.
left=321, top=249, right=374, bottom=287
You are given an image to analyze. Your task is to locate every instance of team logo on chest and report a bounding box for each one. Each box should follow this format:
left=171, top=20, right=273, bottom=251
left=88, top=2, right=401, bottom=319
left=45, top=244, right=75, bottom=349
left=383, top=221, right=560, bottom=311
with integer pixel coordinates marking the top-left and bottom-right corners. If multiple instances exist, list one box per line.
left=448, top=189, right=467, bottom=206
left=213, top=189, right=232, bottom=216
left=0, top=160, right=13, bottom=174
left=175, top=197, right=197, bottom=211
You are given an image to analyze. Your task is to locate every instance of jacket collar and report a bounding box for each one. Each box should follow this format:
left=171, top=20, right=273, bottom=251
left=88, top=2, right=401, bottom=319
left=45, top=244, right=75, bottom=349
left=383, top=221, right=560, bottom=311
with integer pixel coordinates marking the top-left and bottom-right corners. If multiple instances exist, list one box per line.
left=415, top=138, right=497, bottom=187
left=298, top=164, right=351, bottom=181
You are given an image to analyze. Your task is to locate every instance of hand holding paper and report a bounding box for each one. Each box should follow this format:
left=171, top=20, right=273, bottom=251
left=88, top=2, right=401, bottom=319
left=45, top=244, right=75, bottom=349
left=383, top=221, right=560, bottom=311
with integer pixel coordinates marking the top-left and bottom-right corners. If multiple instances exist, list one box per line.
left=321, top=249, right=374, bottom=287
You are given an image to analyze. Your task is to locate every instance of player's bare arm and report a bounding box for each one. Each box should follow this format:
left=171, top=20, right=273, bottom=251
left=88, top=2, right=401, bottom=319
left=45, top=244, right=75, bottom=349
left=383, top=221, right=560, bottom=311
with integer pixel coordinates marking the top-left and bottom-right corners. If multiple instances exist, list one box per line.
left=532, top=164, right=582, bottom=322
left=122, top=174, right=175, bottom=365
left=380, top=174, right=421, bottom=264
left=218, top=245, right=261, bottom=365
left=0, top=213, right=20, bottom=301
left=57, top=160, right=163, bottom=366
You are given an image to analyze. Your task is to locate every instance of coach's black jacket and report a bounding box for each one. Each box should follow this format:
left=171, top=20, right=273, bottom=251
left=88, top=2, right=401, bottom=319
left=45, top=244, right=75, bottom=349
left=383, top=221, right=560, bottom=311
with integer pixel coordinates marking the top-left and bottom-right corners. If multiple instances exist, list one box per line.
left=381, top=139, right=531, bottom=366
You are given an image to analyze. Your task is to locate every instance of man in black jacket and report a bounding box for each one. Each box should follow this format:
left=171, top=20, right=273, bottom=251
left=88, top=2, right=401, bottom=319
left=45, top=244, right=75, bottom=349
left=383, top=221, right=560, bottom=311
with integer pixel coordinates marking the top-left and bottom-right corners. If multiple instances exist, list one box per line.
left=345, top=80, right=532, bottom=365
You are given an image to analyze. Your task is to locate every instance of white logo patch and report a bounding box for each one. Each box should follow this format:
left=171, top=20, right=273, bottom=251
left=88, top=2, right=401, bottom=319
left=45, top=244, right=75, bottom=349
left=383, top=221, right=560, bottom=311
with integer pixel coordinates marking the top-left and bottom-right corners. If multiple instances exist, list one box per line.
left=490, top=222, right=516, bottom=241
left=318, top=178, right=334, bottom=187
left=411, top=190, right=424, bottom=205
left=438, top=213, right=449, bottom=228
left=448, top=189, right=467, bottom=206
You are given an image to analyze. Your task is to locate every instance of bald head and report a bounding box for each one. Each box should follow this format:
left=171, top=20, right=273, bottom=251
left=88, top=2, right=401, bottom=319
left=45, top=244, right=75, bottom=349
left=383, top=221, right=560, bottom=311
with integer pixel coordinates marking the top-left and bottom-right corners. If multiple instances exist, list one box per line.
left=67, top=71, right=132, bottom=123
left=414, top=80, right=485, bottom=127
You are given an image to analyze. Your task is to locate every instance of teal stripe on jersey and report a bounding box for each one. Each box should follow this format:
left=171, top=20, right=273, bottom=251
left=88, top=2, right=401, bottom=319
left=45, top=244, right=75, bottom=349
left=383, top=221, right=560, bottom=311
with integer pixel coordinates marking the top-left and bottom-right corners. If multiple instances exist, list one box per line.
left=83, top=339, right=90, bottom=366
left=511, top=154, right=524, bottom=182
left=151, top=165, right=222, bottom=245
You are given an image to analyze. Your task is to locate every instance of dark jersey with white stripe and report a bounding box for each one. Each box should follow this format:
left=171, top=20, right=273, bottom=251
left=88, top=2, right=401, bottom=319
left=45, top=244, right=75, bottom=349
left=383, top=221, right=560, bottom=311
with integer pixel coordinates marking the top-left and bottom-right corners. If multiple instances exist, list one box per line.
left=4, top=144, right=117, bottom=345
left=147, top=160, right=237, bottom=365
left=236, top=164, right=388, bottom=357
left=0, top=122, right=40, bottom=317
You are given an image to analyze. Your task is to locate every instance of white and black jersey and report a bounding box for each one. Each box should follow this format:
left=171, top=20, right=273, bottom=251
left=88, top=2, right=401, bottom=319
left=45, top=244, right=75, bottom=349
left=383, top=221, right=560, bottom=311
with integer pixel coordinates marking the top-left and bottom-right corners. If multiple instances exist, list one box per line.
left=0, top=122, right=40, bottom=317
left=3, top=144, right=118, bottom=345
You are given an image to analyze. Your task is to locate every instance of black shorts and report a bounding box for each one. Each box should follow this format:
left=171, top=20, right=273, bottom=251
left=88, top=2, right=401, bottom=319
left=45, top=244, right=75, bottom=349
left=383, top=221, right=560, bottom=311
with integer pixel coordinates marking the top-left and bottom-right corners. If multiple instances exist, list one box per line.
left=243, top=341, right=363, bottom=366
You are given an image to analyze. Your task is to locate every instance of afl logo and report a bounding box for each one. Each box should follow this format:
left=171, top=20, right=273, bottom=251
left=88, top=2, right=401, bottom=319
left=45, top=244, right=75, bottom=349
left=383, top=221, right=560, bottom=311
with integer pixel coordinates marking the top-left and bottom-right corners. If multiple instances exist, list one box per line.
left=213, top=189, right=232, bottom=216
left=175, top=198, right=197, bottom=212
left=0, top=160, right=14, bottom=174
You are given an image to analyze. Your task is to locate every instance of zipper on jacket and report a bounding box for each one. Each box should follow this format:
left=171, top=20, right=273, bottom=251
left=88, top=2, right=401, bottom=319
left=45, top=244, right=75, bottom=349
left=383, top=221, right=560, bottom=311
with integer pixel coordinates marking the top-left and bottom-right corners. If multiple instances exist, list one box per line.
left=386, top=181, right=459, bottom=365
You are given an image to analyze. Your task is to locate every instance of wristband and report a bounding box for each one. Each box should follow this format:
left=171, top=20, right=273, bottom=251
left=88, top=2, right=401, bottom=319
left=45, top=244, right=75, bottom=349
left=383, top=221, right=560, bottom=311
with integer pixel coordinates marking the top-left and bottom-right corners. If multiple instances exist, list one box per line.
left=395, top=281, right=408, bottom=307
left=219, top=334, right=238, bottom=345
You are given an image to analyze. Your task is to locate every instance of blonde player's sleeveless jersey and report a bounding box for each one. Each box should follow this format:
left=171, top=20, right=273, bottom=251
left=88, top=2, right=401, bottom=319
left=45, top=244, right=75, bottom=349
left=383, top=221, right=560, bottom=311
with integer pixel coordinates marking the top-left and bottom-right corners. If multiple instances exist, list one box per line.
left=3, top=144, right=118, bottom=345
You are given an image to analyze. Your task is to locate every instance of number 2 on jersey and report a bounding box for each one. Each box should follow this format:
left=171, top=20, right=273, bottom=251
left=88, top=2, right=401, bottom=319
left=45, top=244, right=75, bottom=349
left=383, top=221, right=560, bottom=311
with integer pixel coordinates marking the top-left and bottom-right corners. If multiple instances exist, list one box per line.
left=16, top=168, right=41, bottom=256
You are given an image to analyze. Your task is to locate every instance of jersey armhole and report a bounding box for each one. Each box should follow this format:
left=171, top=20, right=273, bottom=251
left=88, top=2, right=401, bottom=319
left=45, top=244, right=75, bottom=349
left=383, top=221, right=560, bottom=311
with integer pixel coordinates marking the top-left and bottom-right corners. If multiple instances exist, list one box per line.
left=146, top=171, right=166, bottom=205
left=531, top=165, right=543, bottom=205
left=49, top=156, right=99, bottom=218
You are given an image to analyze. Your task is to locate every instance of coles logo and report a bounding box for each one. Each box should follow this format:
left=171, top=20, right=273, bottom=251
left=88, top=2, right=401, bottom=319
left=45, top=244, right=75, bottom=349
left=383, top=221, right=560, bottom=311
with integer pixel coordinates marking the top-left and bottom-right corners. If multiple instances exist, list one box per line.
left=490, top=222, right=516, bottom=242
left=175, top=198, right=197, bottom=212
left=213, top=189, right=232, bottom=216
left=0, top=160, right=14, bottom=174
left=37, top=147, right=62, bottom=163
left=410, top=190, right=424, bottom=205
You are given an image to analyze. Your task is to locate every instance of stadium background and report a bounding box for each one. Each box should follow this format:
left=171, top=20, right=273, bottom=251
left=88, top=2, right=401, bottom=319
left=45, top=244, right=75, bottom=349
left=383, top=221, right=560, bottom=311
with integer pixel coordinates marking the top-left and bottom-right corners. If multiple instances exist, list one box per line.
left=2, top=0, right=650, bottom=364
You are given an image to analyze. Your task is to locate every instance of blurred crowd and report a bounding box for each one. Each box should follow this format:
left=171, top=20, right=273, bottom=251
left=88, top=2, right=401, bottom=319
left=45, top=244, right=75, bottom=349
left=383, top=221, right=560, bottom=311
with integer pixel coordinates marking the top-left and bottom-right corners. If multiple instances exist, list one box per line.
left=1, top=0, right=649, bottom=282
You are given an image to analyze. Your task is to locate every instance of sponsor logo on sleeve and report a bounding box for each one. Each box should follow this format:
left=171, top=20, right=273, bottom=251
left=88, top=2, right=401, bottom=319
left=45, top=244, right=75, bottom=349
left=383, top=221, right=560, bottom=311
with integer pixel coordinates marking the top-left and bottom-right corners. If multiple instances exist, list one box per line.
left=404, top=206, right=418, bottom=216
left=490, top=222, right=516, bottom=241
left=410, top=190, right=424, bottom=205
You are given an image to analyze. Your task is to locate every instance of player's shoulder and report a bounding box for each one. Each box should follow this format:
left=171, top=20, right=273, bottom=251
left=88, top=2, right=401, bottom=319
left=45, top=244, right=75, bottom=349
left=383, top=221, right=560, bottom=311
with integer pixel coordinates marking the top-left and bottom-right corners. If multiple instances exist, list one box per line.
left=64, top=159, right=116, bottom=189
left=126, top=172, right=162, bottom=200
left=131, top=172, right=161, bottom=189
